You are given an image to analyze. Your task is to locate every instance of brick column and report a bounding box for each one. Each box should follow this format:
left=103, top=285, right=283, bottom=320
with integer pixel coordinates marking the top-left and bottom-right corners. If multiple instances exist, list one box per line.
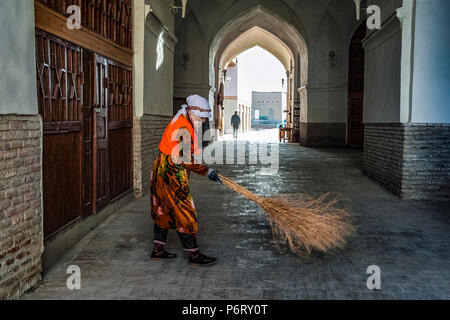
left=364, top=123, right=450, bottom=200
left=133, top=114, right=172, bottom=197
left=0, top=115, right=43, bottom=299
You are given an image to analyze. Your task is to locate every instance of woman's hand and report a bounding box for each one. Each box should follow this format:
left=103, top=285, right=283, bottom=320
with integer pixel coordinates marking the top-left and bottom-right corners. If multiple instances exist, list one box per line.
left=207, top=169, right=221, bottom=183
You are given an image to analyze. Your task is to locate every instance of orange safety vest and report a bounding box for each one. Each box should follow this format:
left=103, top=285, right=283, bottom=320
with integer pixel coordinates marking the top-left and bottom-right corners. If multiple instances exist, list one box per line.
left=159, top=115, right=201, bottom=157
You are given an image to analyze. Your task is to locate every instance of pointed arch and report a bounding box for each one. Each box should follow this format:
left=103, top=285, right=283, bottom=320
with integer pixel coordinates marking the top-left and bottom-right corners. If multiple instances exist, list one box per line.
left=209, top=4, right=308, bottom=89
left=219, top=27, right=293, bottom=71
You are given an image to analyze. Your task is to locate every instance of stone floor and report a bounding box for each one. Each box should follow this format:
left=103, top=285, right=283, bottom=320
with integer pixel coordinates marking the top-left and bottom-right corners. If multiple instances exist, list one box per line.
left=23, top=137, right=450, bottom=300
left=221, top=128, right=279, bottom=142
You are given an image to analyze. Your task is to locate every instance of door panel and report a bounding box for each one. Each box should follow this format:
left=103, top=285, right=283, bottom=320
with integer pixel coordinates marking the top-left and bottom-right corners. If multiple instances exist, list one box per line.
left=35, top=4, right=135, bottom=238
left=42, top=133, right=81, bottom=237
left=347, top=23, right=366, bottom=147
left=109, top=128, right=132, bottom=199
left=35, top=30, right=83, bottom=238
left=82, top=50, right=94, bottom=217
left=348, top=93, right=364, bottom=146
left=108, top=60, right=133, bottom=200
left=95, top=55, right=109, bottom=211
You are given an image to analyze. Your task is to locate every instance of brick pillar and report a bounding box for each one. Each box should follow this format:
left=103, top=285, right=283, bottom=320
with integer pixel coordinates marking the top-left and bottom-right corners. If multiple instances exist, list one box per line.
left=364, top=123, right=450, bottom=200
left=133, top=114, right=172, bottom=197
left=133, top=116, right=143, bottom=198
left=0, top=115, right=43, bottom=299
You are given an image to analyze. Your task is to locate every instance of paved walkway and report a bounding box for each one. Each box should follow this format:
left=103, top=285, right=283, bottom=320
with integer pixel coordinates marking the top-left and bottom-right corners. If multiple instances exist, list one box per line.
left=221, top=128, right=279, bottom=142
left=24, top=137, right=450, bottom=299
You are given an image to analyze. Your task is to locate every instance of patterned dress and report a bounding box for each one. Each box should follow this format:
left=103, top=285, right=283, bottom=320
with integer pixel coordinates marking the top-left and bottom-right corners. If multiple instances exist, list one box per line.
left=150, top=122, right=209, bottom=235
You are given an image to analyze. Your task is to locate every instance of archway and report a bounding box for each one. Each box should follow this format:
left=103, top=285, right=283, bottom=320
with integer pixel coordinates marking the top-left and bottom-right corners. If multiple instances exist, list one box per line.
left=219, top=45, right=288, bottom=141
left=209, top=5, right=308, bottom=142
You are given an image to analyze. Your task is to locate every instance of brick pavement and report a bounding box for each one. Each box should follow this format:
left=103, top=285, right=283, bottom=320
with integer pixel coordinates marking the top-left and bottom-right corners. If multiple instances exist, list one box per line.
left=23, top=141, right=450, bottom=300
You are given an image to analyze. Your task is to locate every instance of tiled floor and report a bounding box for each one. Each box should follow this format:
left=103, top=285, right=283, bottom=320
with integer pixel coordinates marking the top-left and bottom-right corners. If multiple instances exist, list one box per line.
left=23, top=137, right=450, bottom=299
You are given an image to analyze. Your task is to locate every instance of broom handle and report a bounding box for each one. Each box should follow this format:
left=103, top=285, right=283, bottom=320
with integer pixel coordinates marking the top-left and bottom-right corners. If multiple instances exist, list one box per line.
left=218, top=174, right=262, bottom=204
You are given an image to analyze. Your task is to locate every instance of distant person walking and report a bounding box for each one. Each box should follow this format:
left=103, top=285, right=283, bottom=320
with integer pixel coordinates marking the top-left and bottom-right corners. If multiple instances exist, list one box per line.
left=231, top=111, right=241, bottom=139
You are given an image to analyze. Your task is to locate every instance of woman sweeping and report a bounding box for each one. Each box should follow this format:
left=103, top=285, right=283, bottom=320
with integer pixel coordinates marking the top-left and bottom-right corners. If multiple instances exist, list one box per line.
left=150, top=95, right=221, bottom=266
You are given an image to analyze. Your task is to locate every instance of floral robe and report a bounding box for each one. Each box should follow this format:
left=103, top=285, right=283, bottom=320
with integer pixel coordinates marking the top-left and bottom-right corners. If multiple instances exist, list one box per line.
left=150, top=151, right=209, bottom=235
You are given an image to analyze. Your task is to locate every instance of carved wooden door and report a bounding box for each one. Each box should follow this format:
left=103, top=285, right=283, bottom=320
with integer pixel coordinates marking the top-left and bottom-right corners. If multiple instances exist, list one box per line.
left=94, top=55, right=109, bottom=211
left=107, top=60, right=133, bottom=200
left=35, top=30, right=83, bottom=238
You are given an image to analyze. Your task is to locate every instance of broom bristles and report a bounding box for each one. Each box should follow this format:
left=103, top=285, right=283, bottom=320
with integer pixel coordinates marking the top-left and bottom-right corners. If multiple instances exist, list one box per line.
left=218, top=174, right=355, bottom=255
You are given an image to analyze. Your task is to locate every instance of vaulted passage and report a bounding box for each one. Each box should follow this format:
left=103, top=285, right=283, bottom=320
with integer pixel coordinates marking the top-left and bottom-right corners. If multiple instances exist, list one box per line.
left=0, top=0, right=449, bottom=300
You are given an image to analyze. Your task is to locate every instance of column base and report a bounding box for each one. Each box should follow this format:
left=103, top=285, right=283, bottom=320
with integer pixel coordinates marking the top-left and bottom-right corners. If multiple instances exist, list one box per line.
left=300, top=122, right=347, bottom=147
left=364, top=123, right=450, bottom=200
left=0, top=114, right=43, bottom=299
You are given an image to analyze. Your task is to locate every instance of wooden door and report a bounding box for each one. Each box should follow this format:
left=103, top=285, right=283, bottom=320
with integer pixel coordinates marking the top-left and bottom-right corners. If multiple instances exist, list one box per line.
left=81, top=50, right=94, bottom=217
left=347, top=23, right=366, bottom=147
left=94, top=55, right=109, bottom=211
left=35, top=30, right=83, bottom=238
left=35, top=1, right=135, bottom=239
left=107, top=60, right=133, bottom=200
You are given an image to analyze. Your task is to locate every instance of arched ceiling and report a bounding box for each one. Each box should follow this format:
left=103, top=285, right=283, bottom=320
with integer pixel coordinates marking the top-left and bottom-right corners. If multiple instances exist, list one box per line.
left=209, top=5, right=308, bottom=87
left=219, top=26, right=293, bottom=71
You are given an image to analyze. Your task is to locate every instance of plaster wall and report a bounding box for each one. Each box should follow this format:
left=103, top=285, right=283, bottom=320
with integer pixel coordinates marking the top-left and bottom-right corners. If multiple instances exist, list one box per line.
left=366, top=0, right=403, bottom=30
left=363, top=2, right=402, bottom=123
left=224, top=64, right=238, bottom=97
left=252, top=92, right=283, bottom=123
left=410, top=0, right=450, bottom=123
left=0, top=0, right=38, bottom=115
left=143, top=0, right=176, bottom=117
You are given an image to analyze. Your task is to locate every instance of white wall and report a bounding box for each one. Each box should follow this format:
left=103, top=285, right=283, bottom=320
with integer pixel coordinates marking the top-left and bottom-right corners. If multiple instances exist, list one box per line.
left=252, top=92, right=283, bottom=122
left=224, top=63, right=238, bottom=97
left=365, top=0, right=450, bottom=124
left=410, top=0, right=450, bottom=123
left=363, top=1, right=402, bottom=123
left=174, top=13, right=203, bottom=88
left=0, top=0, right=38, bottom=115
left=223, top=99, right=237, bottom=133
left=308, top=10, right=348, bottom=123
left=142, top=0, right=176, bottom=116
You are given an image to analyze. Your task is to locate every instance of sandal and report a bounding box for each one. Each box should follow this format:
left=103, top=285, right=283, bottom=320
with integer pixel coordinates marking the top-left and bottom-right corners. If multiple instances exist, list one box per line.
left=189, top=252, right=217, bottom=266
left=151, top=250, right=178, bottom=260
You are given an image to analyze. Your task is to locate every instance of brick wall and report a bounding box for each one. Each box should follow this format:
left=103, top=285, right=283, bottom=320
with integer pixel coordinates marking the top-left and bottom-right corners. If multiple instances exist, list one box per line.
left=363, top=123, right=450, bottom=200
left=402, top=124, right=450, bottom=200
left=134, top=114, right=172, bottom=197
left=0, top=115, right=43, bottom=299
left=363, top=124, right=404, bottom=195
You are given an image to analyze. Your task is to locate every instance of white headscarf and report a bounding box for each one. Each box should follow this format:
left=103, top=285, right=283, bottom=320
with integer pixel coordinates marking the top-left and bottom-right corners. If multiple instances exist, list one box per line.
left=172, top=94, right=212, bottom=124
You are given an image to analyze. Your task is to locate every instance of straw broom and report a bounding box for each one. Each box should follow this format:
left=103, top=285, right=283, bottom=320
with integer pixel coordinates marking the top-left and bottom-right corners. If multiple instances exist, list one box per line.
left=218, top=174, right=355, bottom=255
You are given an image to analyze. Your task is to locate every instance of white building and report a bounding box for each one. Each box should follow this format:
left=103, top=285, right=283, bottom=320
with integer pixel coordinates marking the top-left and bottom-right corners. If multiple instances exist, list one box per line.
left=251, top=91, right=285, bottom=125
